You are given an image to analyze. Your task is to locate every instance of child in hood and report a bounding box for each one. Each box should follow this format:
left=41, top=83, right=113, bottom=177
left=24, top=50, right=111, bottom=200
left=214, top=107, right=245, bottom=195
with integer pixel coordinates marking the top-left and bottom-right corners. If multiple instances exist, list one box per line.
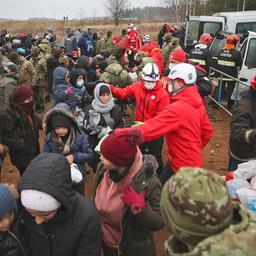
left=0, top=184, right=25, bottom=255
left=43, top=103, right=93, bottom=194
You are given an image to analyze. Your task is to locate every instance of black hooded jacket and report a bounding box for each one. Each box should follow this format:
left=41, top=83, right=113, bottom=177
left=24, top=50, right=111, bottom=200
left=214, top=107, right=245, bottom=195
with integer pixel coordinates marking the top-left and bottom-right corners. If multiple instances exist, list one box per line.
left=17, top=153, right=101, bottom=256
left=76, top=56, right=98, bottom=82
left=69, top=68, right=87, bottom=86
left=229, top=87, right=256, bottom=161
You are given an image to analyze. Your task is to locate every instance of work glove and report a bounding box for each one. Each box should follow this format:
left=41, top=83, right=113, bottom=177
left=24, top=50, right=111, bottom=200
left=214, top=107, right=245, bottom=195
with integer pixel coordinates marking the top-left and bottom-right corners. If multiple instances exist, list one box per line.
left=65, top=87, right=73, bottom=95
left=122, top=185, right=146, bottom=215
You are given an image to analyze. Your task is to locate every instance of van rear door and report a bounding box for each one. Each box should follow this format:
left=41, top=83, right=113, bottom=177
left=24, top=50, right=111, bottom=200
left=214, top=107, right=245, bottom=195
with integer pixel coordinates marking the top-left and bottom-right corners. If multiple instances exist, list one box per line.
left=234, top=31, right=256, bottom=98
left=184, top=16, right=224, bottom=52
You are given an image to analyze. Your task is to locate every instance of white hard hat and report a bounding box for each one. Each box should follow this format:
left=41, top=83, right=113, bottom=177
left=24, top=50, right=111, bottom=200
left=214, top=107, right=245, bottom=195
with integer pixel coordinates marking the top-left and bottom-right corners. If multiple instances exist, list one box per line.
left=141, top=63, right=160, bottom=82
left=168, top=63, right=197, bottom=85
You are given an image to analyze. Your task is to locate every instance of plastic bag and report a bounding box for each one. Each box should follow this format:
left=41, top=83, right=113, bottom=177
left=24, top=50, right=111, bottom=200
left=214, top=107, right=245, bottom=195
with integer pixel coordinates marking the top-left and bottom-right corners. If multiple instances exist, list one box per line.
left=233, top=160, right=256, bottom=180
left=236, top=188, right=256, bottom=207
left=70, top=163, right=83, bottom=184
left=226, top=178, right=251, bottom=199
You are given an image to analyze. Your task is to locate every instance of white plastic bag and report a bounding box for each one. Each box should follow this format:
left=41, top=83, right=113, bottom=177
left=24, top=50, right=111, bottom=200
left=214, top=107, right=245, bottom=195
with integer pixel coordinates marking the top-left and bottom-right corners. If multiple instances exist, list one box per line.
left=226, top=178, right=251, bottom=199
left=70, top=163, right=83, bottom=184
left=129, top=72, right=138, bottom=82
left=236, top=188, right=256, bottom=207
left=233, top=160, right=256, bottom=180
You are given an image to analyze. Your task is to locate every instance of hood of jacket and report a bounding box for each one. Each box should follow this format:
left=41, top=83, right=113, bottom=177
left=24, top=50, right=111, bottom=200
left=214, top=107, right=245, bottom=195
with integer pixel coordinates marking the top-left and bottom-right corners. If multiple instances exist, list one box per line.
left=18, top=153, right=77, bottom=215
left=105, top=62, right=123, bottom=75
left=70, top=68, right=87, bottom=86
left=44, top=103, right=78, bottom=134
left=53, top=66, right=68, bottom=85
left=76, top=55, right=90, bottom=70
left=170, top=85, right=202, bottom=108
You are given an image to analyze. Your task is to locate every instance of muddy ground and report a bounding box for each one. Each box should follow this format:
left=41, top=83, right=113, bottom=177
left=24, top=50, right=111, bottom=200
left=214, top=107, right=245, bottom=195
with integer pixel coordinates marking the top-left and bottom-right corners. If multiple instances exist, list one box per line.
left=0, top=106, right=231, bottom=256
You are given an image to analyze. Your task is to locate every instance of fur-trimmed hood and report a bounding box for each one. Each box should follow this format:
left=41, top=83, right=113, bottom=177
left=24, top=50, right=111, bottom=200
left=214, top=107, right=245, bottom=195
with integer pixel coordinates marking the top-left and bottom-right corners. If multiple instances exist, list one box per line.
left=43, top=103, right=78, bottom=134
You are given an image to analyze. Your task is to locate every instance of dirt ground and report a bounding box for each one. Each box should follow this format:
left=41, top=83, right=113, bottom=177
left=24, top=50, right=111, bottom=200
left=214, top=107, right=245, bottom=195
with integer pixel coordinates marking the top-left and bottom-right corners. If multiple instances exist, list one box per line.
left=0, top=106, right=231, bottom=256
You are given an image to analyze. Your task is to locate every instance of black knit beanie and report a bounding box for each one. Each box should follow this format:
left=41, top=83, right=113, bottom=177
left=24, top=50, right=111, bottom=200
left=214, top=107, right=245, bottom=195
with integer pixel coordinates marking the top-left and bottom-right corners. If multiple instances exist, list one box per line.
left=50, top=114, right=72, bottom=129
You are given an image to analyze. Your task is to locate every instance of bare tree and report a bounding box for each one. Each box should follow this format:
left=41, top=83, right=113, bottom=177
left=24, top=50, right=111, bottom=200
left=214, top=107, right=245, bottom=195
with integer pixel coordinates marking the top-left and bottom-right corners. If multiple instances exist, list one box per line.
left=105, top=0, right=129, bottom=26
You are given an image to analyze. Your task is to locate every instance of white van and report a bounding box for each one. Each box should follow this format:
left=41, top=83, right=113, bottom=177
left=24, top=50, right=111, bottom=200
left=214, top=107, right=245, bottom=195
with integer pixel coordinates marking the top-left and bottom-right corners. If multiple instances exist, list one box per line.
left=184, top=11, right=256, bottom=51
left=233, top=31, right=256, bottom=98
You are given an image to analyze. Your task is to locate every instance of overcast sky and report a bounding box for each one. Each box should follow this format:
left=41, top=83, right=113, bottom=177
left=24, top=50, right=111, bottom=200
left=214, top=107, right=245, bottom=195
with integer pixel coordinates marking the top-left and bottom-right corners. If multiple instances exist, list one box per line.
left=1, top=0, right=161, bottom=20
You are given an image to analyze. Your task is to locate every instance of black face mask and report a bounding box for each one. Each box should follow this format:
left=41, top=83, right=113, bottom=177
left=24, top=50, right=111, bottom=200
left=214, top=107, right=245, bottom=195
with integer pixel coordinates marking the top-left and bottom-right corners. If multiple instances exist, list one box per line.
left=109, top=168, right=129, bottom=182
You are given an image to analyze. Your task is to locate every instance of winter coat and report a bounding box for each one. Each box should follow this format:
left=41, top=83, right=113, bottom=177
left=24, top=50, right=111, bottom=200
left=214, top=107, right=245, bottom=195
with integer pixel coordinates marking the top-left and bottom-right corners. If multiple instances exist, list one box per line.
left=229, top=87, right=256, bottom=161
left=149, top=48, right=164, bottom=77
left=217, top=48, right=242, bottom=79
left=124, top=30, right=142, bottom=54
left=64, top=32, right=78, bottom=56
left=78, top=32, right=93, bottom=56
left=189, top=44, right=212, bottom=73
left=17, top=153, right=101, bottom=256
left=46, top=58, right=60, bottom=94
left=76, top=56, right=98, bottom=82
left=94, top=154, right=164, bottom=256
left=0, top=73, right=18, bottom=109
left=43, top=106, right=94, bottom=174
left=165, top=203, right=256, bottom=256
left=138, top=85, right=213, bottom=172
left=0, top=231, right=25, bottom=256
left=82, top=104, right=124, bottom=149
left=110, top=80, right=170, bottom=122
left=0, top=106, right=40, bottom=168
left=53, top=66, right=85, bottom=112
left=195, top=65, right=212, bottom=97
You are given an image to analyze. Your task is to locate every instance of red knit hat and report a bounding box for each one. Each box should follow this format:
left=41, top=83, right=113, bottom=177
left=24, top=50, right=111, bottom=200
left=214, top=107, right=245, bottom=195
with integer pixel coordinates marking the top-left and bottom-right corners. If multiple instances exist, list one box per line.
left=13, top=84, right=33, bottom=104
left=169, top=49, right=186, bottom=62
left=100, top=129, right=143, bottom=166
left=250, top=76, right=256, bottom=90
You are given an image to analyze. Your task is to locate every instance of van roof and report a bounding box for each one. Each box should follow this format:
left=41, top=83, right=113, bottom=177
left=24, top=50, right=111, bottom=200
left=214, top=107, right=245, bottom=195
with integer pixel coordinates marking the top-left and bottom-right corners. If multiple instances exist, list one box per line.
left=213, top=10, right=256, bottom=18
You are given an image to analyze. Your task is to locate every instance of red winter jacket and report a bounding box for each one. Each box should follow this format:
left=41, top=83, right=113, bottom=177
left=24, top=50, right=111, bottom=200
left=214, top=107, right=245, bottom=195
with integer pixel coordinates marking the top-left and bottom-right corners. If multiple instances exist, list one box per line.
left=110, top=80, right=170, bottom=122
left=149, top=48, right=164, bottom=77
left=124, top=30, right=142, bottom=54
left=138, top=85, right=213, bottom=172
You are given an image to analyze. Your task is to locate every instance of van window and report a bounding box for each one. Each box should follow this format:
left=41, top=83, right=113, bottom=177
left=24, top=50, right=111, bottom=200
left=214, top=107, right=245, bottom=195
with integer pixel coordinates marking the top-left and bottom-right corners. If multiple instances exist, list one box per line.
left=236, top=22, right=256, bottom=43
left=210, top=37, right=226, bottom=57
left=203, top=22, right=222, bottom=36
left=186, top=21, right=200, bottom=43
left=245, top=38, right=256, bottom=67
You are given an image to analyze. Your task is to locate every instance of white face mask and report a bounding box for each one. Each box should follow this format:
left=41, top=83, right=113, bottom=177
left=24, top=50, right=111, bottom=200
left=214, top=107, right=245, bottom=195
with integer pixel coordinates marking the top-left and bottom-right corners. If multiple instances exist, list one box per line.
left=76, top=79, right=84, bottom=88
left=144, top=81, right=156, bottom=90
left=169, top=63, right=176, bottom=71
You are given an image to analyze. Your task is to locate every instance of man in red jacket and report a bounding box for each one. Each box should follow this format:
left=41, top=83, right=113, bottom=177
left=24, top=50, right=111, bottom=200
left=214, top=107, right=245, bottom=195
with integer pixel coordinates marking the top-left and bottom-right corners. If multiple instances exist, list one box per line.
left=110, top=63, right=170, bottom=176
left=124, top=23, right=142, bottom=68
left=116, top=63, right=213, bottom=183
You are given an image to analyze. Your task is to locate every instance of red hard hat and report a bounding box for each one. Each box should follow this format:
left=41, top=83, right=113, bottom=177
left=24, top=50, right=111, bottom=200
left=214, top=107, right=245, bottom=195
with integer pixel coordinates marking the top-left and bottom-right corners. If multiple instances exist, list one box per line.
left=199, top=33, right=212, bottom=45
left=250, top=76, right=256, bottom=89
left=226, top=34, right=240, bottom=45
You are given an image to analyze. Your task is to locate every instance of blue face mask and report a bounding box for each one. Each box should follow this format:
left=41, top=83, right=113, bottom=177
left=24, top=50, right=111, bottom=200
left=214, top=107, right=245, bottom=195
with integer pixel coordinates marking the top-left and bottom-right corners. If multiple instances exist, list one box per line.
left=76, top=79, right=84, bottom=88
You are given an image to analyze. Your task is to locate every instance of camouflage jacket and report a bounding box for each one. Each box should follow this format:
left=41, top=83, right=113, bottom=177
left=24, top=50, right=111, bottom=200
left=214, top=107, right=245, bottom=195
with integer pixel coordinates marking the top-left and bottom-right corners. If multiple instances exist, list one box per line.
left=0, top=73, right=18, bottom=109
left=162, top=42, right=174, bottom=68
left=96, top=37, right=106, bottom=54
left=17, top=56, right=36, bottom=86
left=100, top=61, right=132, bottom=88
left=31, top=54, right=48, bottom=87
left=165, top=203, right=256, bottom=256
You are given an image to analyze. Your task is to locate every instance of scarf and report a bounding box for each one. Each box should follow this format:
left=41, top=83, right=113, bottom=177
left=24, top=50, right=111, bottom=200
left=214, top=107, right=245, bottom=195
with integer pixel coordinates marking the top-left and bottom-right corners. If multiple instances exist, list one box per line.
left=51, top=127, right=75, bottom=155
left=91, top=83, right=115, bottom=114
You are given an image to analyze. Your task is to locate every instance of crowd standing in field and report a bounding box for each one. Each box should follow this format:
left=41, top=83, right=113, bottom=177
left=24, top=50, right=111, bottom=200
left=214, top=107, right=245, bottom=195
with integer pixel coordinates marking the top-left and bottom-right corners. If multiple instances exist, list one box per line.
left=0, top=23, right=256, bottom=256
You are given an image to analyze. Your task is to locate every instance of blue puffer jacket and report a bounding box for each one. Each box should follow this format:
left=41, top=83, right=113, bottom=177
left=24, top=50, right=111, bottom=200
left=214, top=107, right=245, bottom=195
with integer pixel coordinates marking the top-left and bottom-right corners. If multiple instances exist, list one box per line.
left=43, top=103, right=93, bottom=175
left=53, top=66, right=85, bottom=112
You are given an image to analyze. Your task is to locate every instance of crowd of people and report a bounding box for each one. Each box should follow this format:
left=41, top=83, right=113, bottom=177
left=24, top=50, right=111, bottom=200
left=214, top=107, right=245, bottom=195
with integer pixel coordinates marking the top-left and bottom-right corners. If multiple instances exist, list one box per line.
left=0, top=21, right=255, bottom=256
